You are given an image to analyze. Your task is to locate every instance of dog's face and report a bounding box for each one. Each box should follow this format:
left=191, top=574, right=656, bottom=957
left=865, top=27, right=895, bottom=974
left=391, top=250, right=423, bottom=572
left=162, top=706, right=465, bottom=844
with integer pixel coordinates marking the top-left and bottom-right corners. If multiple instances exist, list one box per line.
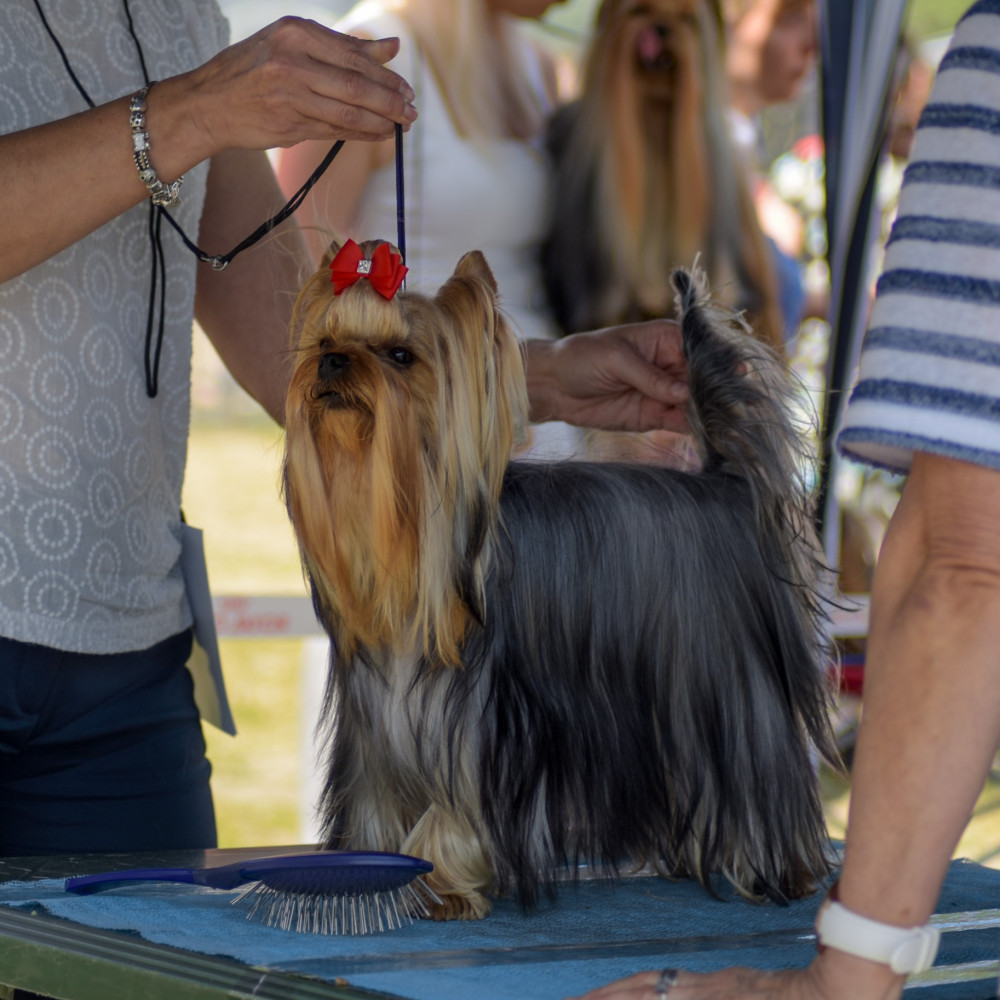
left=595, top=0, right=706, bottom=104
left=577, top=0, right=722, bottom=314
left=287, top=246, right=443, bottom=492
left=284, top=240, right=527, bottom=664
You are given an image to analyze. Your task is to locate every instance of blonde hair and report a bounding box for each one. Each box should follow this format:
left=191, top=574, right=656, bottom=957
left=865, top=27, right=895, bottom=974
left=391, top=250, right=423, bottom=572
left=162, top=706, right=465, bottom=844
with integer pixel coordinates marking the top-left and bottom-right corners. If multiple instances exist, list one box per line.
left=386, top=0, right=553, bottom=140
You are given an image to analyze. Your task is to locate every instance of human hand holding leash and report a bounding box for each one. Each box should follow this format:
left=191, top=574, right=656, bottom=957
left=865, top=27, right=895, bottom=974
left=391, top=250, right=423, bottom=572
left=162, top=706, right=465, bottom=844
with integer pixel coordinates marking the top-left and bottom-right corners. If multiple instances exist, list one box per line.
left=524, top=320, right=689, bottom=434
left=0, top=15, right=416, bottom=283
left=153, top=18, right=417, bottom=160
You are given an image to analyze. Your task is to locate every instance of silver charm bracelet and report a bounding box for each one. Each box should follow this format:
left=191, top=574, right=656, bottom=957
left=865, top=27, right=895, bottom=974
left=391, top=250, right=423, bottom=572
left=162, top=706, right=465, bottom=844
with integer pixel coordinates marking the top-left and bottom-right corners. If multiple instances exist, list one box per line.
left=129, top=84, right=183, bottom=208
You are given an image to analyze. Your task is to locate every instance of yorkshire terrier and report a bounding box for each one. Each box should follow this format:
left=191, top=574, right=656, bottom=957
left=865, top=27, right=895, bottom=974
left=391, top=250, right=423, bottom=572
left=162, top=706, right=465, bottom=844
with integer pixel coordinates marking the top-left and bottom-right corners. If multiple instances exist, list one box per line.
left=541, top=0, right=783, bottom=348
left=283, top=238, right=836, bottom=920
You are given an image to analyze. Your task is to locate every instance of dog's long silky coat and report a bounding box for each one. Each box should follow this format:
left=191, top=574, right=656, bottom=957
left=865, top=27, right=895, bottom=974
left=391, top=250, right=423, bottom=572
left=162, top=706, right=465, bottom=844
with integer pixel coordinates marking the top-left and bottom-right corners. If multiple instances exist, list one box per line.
left=283, top=241, right=836, bottom=920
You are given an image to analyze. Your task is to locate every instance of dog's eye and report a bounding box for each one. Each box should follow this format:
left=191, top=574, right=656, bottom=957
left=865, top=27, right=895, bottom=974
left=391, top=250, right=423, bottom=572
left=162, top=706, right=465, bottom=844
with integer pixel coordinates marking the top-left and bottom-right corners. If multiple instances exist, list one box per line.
left=387, top=347, right=415, bottom=367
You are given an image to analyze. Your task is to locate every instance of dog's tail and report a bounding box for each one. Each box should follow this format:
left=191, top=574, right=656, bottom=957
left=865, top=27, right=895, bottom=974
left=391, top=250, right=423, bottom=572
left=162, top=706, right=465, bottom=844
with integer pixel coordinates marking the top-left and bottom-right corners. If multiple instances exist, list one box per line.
left=673, top=266, right=822, bottom=598
left=673, top=266, right=805, bottom=507
left=673, top=265, right=838, bottom=797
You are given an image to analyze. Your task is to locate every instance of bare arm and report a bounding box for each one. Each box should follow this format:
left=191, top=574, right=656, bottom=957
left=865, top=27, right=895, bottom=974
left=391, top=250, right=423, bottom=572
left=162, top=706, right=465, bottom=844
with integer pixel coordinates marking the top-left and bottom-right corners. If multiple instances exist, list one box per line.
left=0, top=18, right=415, bottom=283
left=193, top=150, right=307, bottom=425
left=819, top=453, right=1000, bottom=992
left=574, top=452, right=1000, bottom=1000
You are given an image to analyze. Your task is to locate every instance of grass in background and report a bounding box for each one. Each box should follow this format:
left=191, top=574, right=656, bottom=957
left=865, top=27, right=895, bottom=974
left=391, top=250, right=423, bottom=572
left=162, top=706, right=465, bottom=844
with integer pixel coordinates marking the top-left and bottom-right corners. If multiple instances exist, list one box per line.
left=204, top=638, right=307, bottom=847
left=907, top=0, right=970, bottom=42
left=181, top=418, right=301, bottom=595
left=184, top=331, right=315, bottom=848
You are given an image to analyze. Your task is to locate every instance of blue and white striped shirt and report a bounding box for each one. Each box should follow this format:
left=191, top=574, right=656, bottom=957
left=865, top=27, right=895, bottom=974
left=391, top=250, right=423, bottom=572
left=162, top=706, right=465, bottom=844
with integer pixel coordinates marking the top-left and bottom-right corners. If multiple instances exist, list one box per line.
left=838, top=0, right=1000, bottom=473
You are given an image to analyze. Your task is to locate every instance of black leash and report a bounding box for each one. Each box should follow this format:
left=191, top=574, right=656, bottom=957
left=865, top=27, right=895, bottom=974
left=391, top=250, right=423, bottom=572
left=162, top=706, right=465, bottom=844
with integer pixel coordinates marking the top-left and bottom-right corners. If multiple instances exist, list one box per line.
left=34, top=0, right=407, bottom=396
left=159, top=140, right=344, bottom=272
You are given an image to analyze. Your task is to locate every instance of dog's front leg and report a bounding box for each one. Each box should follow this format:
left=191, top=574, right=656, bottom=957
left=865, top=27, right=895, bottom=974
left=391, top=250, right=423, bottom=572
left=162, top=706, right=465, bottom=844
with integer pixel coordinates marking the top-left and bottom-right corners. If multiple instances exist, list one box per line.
left=401, top=803, right=494, bottom=920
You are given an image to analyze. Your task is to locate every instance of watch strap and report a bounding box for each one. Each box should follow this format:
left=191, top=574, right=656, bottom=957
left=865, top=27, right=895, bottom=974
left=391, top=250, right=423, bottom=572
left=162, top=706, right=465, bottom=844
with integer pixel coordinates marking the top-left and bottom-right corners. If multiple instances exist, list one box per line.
left=816, top=896, right=940, bottom=974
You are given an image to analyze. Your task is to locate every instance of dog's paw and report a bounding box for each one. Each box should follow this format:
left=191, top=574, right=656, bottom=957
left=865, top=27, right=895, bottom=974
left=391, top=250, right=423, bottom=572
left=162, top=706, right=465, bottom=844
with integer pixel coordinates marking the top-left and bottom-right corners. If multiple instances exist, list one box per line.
left=426, top=890, right=492, bottom=921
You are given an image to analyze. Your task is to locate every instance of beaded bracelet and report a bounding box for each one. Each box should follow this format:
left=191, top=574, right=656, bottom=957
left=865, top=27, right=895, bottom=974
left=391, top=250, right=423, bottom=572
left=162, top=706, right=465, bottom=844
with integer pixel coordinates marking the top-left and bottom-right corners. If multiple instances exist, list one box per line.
left=129, top=84, right=183, bottom=208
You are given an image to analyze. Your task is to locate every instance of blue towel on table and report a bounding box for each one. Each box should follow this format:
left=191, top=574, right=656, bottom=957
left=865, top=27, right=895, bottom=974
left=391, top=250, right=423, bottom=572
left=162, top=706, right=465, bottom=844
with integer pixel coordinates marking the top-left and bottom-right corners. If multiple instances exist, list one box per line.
left=0, top=856, right=997, bottom=999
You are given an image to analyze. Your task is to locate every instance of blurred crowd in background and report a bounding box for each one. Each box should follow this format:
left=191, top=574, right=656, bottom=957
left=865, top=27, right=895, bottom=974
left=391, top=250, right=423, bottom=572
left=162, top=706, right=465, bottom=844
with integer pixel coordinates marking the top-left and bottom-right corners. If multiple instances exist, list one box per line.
left=195, top=0, right=952, bottom=597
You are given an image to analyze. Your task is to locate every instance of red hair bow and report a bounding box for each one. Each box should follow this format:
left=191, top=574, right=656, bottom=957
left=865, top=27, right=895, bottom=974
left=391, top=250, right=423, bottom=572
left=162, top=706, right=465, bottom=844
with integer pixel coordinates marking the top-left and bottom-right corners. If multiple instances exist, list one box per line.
left=329, top=239, right=408, bottom=299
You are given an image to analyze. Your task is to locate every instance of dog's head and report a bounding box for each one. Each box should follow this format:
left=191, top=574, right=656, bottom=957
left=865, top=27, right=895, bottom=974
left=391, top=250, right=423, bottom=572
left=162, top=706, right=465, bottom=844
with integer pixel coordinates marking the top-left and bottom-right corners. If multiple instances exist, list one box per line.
left=592, top=0, right=713, bottom=106
left=283, top=239, right=527, bottom=664
left=551, top=0, right=783, bottom=345
left=569, top=0, right=733, bottom=319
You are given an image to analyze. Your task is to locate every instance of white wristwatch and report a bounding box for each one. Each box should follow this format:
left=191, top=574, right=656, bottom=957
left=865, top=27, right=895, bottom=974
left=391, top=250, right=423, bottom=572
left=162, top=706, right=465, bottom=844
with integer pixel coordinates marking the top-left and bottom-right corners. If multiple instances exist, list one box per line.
left=815, top=895, right=941, bottom=974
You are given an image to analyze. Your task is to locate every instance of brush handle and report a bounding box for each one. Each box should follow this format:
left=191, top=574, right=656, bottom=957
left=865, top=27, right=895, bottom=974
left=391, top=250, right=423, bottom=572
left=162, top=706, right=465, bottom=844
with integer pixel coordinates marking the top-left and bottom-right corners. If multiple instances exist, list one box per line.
left=64, top=851, right=434, bottom=898
left=65, top=867, right=208, bottom=894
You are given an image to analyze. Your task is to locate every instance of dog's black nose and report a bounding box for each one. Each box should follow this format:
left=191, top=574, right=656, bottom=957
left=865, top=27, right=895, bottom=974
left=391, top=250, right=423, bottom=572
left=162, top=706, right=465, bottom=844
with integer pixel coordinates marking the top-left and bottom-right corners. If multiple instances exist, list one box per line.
left=318, top=352, right=351, bottom=380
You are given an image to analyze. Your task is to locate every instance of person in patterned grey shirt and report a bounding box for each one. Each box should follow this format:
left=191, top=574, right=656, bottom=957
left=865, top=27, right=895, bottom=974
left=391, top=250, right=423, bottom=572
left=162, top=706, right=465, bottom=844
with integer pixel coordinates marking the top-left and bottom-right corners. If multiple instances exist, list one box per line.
left=573, top=3, right=1000, bottom=999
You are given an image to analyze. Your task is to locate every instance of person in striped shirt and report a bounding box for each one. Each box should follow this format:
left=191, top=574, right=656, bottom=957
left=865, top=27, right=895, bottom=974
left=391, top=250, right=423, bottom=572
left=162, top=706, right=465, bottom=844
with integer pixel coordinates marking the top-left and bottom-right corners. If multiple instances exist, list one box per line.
left=575, top=2, right=1000, bottom=997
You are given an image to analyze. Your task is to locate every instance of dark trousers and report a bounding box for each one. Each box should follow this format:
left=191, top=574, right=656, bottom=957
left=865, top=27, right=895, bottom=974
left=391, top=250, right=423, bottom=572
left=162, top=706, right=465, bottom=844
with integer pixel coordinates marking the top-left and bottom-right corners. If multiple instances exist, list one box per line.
left=0, top=629, right=217, bottom=856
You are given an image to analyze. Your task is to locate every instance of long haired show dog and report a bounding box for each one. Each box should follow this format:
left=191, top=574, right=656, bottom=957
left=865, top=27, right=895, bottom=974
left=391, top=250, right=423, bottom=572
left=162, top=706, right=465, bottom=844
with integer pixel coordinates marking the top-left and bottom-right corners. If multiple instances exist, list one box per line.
left=283, top=239, right=836, bottom=920
left=541, top=0, right=783, bottom=347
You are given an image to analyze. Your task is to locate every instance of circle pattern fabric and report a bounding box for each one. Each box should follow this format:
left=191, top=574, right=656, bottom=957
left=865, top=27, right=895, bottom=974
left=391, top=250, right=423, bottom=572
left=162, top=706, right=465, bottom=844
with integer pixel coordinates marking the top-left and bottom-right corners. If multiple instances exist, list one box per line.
left=0, top=0, right=229, bottom=652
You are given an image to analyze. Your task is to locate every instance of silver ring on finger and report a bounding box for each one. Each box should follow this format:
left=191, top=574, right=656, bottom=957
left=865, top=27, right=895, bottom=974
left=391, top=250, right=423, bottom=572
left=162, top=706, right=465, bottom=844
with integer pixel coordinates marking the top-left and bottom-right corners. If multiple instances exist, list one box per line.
left=655, top=967, right=679, bottom=998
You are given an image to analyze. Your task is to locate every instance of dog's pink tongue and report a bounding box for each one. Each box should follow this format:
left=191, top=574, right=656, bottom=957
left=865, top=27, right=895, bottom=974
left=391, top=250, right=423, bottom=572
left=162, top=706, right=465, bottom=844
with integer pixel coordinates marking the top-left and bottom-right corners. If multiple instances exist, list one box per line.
left=636, top=24, right=665, bottom=67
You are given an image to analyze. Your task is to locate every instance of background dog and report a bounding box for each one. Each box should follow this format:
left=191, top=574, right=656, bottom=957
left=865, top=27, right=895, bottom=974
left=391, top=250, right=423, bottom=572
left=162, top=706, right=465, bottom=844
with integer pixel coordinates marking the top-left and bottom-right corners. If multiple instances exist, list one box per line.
left=541, top=0, right=783, bottom=349
left=283, top=239, right=836, bottom=920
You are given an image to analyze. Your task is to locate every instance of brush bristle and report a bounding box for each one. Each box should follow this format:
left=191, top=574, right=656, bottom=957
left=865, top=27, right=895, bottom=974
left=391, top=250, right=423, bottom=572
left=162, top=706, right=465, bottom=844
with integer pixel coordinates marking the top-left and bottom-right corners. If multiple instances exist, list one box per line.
left=231, top=877, right=442, bottom=935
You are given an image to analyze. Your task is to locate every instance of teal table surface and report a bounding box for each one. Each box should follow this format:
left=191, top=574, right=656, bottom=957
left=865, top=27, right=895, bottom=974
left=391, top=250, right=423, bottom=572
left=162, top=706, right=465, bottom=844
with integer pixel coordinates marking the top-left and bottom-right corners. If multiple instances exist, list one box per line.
left=0, top=846, right=997, bottom=1000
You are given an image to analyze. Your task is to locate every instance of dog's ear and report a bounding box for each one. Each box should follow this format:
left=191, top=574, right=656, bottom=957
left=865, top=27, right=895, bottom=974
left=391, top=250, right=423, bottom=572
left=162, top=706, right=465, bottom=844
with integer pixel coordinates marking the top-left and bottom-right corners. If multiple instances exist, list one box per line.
left=434, top=249, right=527, bottom=525
left=435, top=250, right=503, bottom=342
left=436, top=251, right=503, bottom=348
left=452, top=250, right=499, bottom=296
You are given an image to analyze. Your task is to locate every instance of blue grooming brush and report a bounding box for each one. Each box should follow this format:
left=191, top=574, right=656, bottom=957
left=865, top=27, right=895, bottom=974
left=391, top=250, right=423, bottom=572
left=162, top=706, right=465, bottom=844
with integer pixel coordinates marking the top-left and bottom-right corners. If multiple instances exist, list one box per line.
left=64, top=850, right=438, bottom=934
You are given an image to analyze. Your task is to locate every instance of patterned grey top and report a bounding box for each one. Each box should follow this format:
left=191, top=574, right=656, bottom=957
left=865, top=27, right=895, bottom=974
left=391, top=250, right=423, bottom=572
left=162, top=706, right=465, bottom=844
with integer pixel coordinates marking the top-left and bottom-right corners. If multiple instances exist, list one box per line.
left=0, top=0, right=228, bottom=652
left=839, top=0, right=1000, bottom=474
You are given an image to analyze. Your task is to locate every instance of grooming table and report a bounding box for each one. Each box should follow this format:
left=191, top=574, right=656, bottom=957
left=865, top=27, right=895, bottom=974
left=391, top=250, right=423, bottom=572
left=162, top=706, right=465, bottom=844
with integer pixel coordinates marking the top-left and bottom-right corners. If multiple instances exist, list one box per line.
left=0, top=845, right=996, bottom=1000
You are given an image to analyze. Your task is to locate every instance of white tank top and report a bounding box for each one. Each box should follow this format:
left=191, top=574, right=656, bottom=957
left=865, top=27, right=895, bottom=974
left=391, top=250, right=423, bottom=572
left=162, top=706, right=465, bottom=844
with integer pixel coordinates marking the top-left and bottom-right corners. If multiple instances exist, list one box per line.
left=337, top=6, right=583, bottom=459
